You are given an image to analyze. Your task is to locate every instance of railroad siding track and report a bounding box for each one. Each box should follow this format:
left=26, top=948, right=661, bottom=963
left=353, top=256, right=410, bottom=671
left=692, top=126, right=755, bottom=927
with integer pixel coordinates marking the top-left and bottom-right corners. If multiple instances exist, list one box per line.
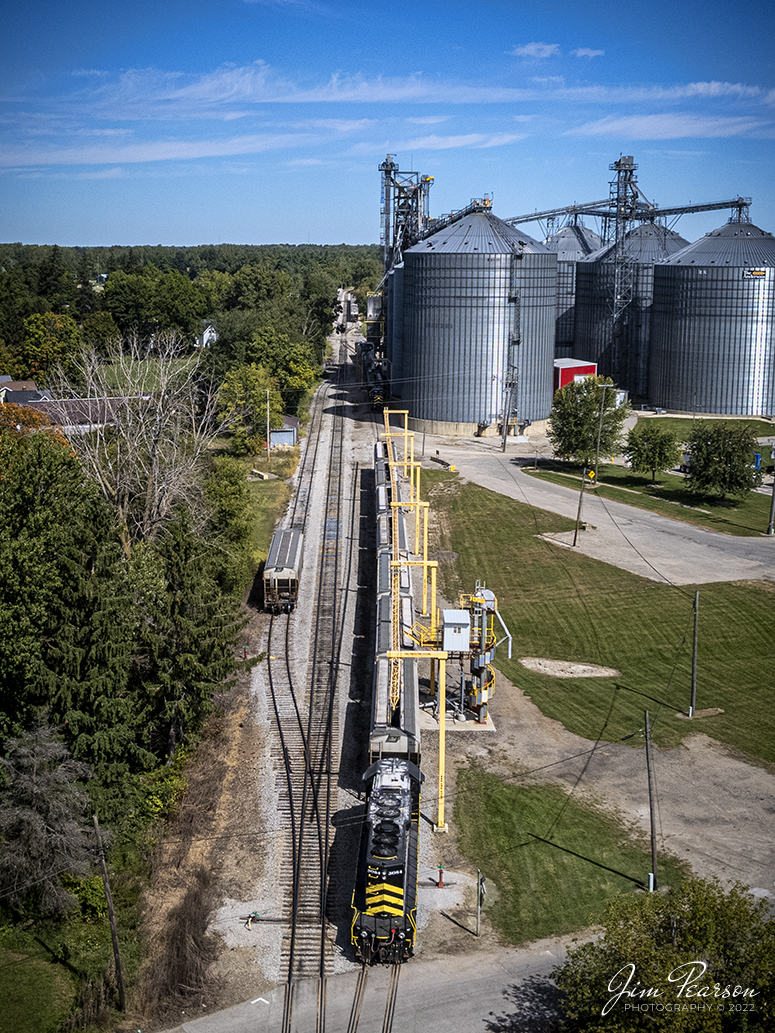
left=282, top=397, right=345, bottom=982
left=264, top=356, right=349, bottom=1003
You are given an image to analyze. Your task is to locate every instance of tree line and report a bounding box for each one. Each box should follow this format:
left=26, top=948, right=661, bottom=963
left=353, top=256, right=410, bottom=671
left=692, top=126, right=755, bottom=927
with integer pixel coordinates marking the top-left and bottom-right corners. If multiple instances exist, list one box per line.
left=548, top=377, right=764, bottom=502
left=0, top=242, right=382, bottom=932
left=0, top=241, right=382, bottom=390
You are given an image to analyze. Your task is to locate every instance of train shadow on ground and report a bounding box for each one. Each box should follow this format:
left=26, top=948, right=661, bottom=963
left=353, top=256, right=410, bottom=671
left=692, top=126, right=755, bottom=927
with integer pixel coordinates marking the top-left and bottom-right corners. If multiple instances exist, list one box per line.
left=328, top=464, right=376, bottom=961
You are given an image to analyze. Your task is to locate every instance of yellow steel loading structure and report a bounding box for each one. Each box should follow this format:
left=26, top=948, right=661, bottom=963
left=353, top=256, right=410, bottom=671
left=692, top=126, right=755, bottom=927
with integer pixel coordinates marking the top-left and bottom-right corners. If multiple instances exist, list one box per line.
left=379, top=410, right=511, bottom=830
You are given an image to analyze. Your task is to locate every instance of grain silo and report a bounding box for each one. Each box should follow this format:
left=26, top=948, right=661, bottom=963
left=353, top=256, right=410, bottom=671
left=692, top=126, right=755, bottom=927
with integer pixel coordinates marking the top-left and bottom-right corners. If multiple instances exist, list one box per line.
left=649, top=221, right=775, bottom=415
left=394, top=208, right=556, bottom=434
left=573, top=223, right=690, bottom=397
left=543, top=222, right=603, bottom=358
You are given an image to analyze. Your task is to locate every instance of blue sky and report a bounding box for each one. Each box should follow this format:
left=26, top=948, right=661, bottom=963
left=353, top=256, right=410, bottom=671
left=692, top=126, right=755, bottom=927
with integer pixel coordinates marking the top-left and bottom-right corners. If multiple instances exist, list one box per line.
left=1, top=0, right=773, bottom=246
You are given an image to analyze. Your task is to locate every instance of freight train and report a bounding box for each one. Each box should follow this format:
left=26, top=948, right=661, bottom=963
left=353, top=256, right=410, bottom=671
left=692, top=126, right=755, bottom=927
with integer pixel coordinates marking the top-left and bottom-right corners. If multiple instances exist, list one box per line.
left=358, top=339, right=390, bottom=411
left=350, top=440, right=422, bottom=964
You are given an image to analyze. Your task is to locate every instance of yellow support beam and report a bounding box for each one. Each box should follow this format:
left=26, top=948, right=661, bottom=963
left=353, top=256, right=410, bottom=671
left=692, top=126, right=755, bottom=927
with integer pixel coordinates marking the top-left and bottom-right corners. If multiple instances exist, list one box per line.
left=387, top=649, right=449, bottom=832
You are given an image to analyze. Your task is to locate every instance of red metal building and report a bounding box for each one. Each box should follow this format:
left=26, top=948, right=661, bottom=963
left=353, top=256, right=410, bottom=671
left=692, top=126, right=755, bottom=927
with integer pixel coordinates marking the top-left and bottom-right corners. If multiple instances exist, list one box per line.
left=553, top=358, right=598, bottom=393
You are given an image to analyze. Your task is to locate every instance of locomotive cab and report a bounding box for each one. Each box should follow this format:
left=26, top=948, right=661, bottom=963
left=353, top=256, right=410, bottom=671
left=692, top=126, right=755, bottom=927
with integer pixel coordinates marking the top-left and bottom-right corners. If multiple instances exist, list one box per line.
left=351, top=758, right=422, bottom=964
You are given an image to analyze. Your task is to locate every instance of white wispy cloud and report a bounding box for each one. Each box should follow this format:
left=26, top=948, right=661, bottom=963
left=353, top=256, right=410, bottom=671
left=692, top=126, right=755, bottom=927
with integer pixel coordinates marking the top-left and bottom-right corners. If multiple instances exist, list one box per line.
left=276, top=117, right=377, bottom=132
left=677, top=81, right=760, bottom=99
left=77, top=167, right=124, bottom=179
left=572, top=48, right=604, bottom=58
left=3, top=60, right=772, bottom=173
left=566, top=113, right=770, bottom=139
left=6, top=63, right=769, bottom=116
left=355, top=133, right=526, bottom=154
left=0, top=132, right=327, bottom=167
left=509, top=42, right=561, bottom=59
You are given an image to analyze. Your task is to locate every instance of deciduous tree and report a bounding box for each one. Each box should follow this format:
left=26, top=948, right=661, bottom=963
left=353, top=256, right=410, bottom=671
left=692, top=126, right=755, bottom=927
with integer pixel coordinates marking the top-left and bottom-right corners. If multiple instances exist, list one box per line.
left=0, top=401, right=68, bottom=447
left=553, top=878, right=775, bottom=1032
left=217, top=362, right=283, bottom=455
left=685, top=422, right=763, bottom=501
left=626, top=421, right=683, bottom=483
left=47, top=334, right=232, bottom=557
left=21, top=311, right=81, bottom=381
left=548, top=376, right=630, bottom=467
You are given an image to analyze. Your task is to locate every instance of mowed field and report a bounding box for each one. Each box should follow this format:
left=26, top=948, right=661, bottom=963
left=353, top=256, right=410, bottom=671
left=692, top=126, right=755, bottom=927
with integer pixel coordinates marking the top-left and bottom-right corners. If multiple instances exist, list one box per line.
left=426, top=469, right=774, bottom=765
left=427, top=467, right=774, bottom=943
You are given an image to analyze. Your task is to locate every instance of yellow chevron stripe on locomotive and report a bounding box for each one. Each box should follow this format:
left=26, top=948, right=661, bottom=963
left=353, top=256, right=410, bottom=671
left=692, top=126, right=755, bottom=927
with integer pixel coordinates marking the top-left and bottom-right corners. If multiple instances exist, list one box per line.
left=364, top=885, right=404, bottom=915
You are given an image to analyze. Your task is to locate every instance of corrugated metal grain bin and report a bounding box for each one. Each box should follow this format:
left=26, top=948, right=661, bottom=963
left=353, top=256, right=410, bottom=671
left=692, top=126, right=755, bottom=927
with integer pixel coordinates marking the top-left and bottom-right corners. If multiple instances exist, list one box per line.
left=573, top=223, right=690, bottom=397
left=649, top=221, right=775, bottom=415
left=397, top=211, right=556, bottom=432
left=543, top=222, right=603, bottom=357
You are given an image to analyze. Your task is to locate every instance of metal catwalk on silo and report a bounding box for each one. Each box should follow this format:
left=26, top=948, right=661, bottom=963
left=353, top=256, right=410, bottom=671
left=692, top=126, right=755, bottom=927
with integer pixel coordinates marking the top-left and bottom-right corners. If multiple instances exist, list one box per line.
left=573, top=223, right=690, bottom=397
left=395, top=209, right=556, bottom=433
left=650, top=221, right=775, bottom=415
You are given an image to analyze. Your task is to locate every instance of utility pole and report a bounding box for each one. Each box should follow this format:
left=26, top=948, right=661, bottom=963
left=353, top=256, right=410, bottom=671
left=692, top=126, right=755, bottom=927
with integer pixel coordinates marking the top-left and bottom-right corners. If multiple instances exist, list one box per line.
left=572, top=466, right=588, bottom=547
left=593, top=383, right=607, bottom=482
left=644, top=712, right=658, bottom=892
left=266, top=388, right=270, bottom=464
left=500, top=337, right=519, bottom=453
left=93, top=815, right=125, bottom=1011
left=690, top=590, right=699, bottom=717
left=476, top=869, right=486, bottom=937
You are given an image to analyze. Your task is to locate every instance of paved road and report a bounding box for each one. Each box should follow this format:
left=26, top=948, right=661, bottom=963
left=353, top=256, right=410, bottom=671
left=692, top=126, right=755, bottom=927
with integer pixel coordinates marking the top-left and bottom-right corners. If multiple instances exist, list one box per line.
left=422, top=435, right=775, bottom=586
left=163, top=936, right=569, bottom=1033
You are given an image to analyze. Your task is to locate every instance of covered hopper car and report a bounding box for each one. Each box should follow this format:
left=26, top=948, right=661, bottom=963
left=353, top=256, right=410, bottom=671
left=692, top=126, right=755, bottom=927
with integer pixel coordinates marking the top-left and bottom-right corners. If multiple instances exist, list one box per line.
left=263, top=528, right=303, bottom=613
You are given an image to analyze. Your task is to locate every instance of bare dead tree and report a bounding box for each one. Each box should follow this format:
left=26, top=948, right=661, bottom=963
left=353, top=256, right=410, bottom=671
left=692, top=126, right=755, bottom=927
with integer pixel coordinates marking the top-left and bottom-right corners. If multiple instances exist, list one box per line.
left=48, top=333, right=234, bottom=558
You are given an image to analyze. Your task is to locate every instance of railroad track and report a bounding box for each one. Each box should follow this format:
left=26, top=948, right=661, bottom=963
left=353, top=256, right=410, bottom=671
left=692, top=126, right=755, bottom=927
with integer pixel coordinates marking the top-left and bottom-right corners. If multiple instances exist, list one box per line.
left=265, top=339, right=351, bottom=1033
left=264, top=321, right=409, bottom=1033
left=344, top=963, right=402, bottom=1033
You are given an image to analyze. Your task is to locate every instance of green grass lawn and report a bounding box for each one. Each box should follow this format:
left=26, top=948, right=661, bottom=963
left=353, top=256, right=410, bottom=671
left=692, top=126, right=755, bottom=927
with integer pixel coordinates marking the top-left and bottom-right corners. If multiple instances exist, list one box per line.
left=636, top=415, right=775, bottom=442
left=527, top=462, right=773, bottom=537
left=425, top=470, right=775, bottom=767
left=0, top=948, right=72, bottom=1033
left=454, top=767, right=689, bottom=943
left=0, top=893, right=141, bottom=1033
left=246, top=465, right=294, bottom=564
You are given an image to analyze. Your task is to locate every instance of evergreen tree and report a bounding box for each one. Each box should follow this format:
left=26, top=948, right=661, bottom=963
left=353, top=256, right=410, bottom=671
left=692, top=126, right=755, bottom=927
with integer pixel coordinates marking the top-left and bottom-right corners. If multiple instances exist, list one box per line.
left=0, top=429, right=92, bottom=733
left=0, top=429, right=140, bottom=781
left=0, top=714, right=93, bottom=917
left=37, top=245, right=77, bottom=313
left=42, top=510, right=148, bottom=782
left=205, top=456, right=255, bottom=593
left=132, top=514, right=248, bottom=762
left=0, top=266, right=43, bottom=363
